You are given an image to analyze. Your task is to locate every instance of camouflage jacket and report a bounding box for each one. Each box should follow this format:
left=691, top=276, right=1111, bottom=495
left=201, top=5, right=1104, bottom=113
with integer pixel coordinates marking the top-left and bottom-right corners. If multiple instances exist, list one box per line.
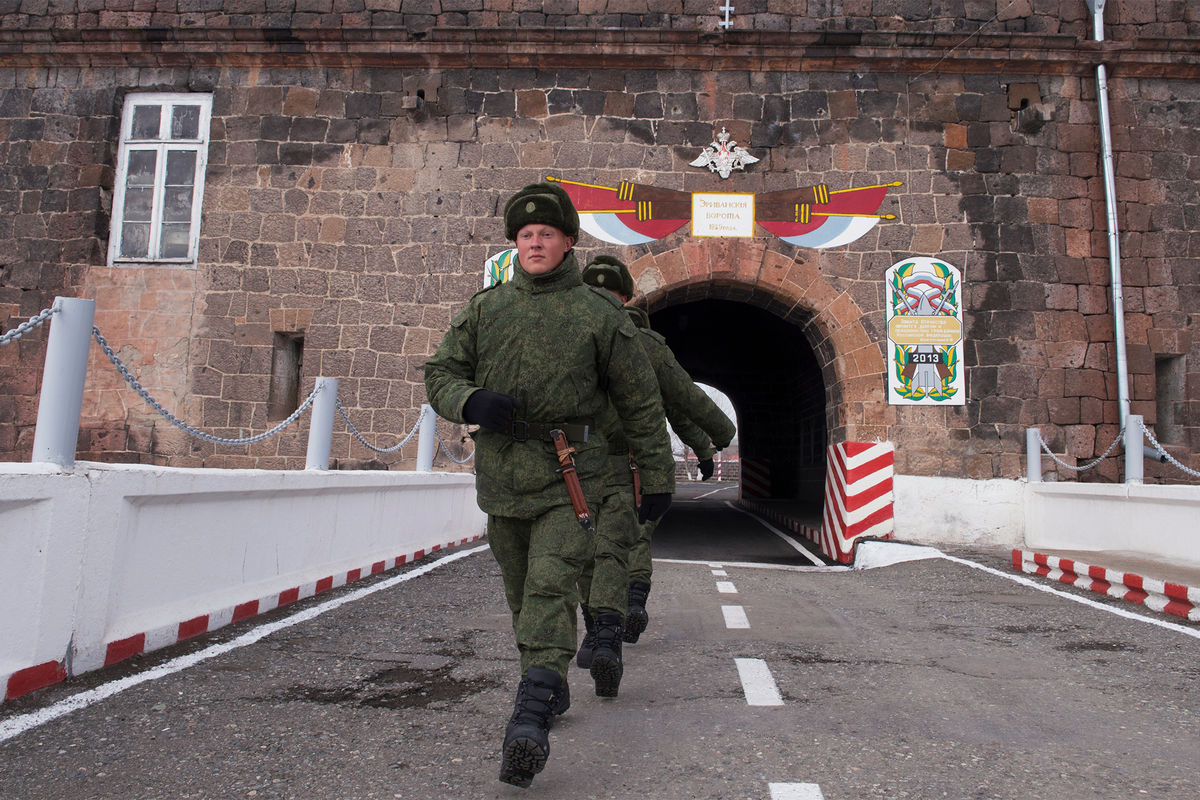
left=424, top=252, right=674, bottom=518
left=626, top=306, right=737, bottom=457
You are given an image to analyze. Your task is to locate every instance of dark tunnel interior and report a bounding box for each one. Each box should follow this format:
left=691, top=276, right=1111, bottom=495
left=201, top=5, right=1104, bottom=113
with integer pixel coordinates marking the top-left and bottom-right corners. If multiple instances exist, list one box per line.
left=649, top=298, right=827, bottom=512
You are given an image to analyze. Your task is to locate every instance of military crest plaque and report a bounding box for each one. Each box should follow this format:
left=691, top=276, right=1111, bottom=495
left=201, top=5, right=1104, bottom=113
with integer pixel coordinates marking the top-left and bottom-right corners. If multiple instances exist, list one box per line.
left=885, top=257, right=965, bottom=405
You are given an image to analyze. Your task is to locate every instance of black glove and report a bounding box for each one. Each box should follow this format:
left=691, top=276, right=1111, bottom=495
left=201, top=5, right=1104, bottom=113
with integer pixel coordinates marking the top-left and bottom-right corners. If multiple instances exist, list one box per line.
left=637, top=493, right=672, bottom=523
left=698, top=458, right=714, bottom=480
left=462, top=389, right=521, bottom=433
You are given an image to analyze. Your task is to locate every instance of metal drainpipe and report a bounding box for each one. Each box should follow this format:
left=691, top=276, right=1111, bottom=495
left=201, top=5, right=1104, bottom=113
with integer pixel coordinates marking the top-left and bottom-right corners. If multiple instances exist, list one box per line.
left=1087, top=0, right=1132, bottom=428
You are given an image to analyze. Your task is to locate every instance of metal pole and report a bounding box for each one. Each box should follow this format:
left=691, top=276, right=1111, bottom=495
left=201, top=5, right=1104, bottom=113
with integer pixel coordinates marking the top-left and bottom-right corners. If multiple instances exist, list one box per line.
left=31, top=296, right=96, bottom=469
left=416, top=404, right=436, bottom=472
left=1026, top=428, right=1042, bottom=482
left=1124, top=414, right=1142, bottom=484
left=304, top=377, right=338, bottom=470
left=1087, top=0, right=1131, bottom=428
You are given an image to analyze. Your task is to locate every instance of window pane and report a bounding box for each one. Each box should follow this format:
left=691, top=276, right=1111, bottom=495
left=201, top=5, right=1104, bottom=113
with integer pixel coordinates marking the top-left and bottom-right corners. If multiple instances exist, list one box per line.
left=171, top=105, right=201, bottom=139
left=126, top=150, right=157, bottom=186
left=120, top=223, right=150, bottom=258
left=159, top=223, right=191, bottom=259
left=162, top=186, right=194, bottom=222
left=165, top=150, right=196, bottom=186
left=122, top=187, right=153, bottom=222
left=131, top=105, right=161, bottom=139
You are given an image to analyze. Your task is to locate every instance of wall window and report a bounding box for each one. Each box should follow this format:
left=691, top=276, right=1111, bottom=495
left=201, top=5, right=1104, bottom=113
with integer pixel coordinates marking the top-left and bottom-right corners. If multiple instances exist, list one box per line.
left=108, top=93, right=212, bottom=268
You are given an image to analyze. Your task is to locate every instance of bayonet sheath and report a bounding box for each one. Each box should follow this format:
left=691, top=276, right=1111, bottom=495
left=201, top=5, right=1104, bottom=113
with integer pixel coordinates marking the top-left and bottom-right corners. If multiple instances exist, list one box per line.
left=550, top=428, right=594, bottom=532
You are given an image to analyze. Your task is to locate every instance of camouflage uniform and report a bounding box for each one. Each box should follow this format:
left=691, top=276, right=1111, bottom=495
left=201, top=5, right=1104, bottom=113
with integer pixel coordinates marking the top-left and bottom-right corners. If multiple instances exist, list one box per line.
left=424, top=251, right=674, bottom=679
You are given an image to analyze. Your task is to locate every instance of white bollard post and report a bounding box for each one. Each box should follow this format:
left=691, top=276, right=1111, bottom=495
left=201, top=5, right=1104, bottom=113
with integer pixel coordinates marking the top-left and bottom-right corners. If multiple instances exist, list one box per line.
left=1124, top=414, right=1143, bottom=484
left=416, top=403, right=436, bottom=472
left=1025, top=428, right=1042, bottom=482
left=305, top=377, right=338, bottom=470
left=32, top=296, right=96, bottom=469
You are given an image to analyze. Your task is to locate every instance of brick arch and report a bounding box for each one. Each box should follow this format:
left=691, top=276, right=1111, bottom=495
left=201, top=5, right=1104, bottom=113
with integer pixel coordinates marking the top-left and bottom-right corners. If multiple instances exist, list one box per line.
left=626, top=238, right=887, bottom=443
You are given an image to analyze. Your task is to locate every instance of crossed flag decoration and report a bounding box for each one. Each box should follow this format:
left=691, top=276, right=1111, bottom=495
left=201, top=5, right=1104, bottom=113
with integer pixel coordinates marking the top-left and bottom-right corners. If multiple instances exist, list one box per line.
left=546, top=175, right=901, bottom=249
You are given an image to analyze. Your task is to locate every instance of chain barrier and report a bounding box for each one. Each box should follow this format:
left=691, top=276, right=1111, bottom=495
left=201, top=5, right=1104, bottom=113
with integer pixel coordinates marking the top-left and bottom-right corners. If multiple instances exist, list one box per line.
left=435, top=428, right=475, bottom=464
left=93, top=325, right=321, bottom=446
left=336, top=397, right=424, bottom=454
left=1036, top=425, right=1125, bottom=472
left=0, top=305, right=57, bottom=346
left=1139, top=419, right=1200, bottom=479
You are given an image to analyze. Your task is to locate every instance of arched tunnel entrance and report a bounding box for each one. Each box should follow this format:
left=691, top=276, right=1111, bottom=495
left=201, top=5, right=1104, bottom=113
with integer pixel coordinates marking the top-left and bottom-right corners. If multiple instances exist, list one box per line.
left=649, top=296, right=828, bottom=513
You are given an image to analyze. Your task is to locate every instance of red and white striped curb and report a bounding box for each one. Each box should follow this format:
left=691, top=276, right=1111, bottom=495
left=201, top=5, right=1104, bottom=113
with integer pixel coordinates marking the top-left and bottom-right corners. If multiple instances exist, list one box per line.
left=822, top=442, right=894, bottom=564
left=1012, top=549, right=1200, bottom=622
left=3, top=535, right=483, bottom=703
left=738, top=499, right=823, bottom=551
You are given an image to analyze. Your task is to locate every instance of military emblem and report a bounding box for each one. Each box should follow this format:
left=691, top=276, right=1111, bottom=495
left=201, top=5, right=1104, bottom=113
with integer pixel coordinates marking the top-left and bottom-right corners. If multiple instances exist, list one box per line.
left=483, top=247, right=518, bottom=288
left=885, top=258, right=965, bottom=405
left=689, top=128, right=759, bottom=179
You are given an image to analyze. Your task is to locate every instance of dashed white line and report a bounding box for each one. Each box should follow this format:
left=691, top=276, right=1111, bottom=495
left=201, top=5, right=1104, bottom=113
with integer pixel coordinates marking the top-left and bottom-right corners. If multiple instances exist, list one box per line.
left=716, top=580, right=738, bottom=593
left=722, top=605, right=750, bottom=629
left=712, top=568, right=728, bottom=576
left=735, top=657, right=783, bottom=706
left=769, top=782, right=826, bottom=799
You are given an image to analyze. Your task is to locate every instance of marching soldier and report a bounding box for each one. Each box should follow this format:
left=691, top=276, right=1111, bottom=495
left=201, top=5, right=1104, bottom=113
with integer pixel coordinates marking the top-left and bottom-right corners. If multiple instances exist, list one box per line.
left=578, top=256, right=736, bottom=644
left=423, top=183, right=674, bottom=788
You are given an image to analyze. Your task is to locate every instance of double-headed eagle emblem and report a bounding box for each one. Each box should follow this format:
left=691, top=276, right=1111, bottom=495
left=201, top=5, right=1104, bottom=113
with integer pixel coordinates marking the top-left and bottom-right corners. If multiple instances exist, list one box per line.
left=689, top=128, right=759, bottom=179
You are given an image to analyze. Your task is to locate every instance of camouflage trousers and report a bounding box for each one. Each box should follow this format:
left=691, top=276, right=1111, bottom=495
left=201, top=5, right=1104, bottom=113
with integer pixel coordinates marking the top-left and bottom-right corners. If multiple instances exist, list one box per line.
left=488, top=504, right=594, bottom=679
left=577, top=484, right=639, bottom=616
left=627, top=516, right=659, bottom=584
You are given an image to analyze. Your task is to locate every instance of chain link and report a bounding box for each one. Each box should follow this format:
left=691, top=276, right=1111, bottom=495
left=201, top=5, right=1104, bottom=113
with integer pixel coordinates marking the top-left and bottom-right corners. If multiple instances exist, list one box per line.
left=0, top=305, right=57, bottom=346
left=1037, top=425, right=1124, bottom=472
left=1139, top=419, right=1200, bottom=479
left=435, top=427, right=475, bottom=464
left=336, top=398, right=424, bottom=454
left=93, top=325, right=321, bottom=446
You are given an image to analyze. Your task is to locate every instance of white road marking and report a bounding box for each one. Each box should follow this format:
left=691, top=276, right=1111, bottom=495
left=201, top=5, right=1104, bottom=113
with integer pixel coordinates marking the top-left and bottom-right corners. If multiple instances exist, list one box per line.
left=769, top=782, right=826, bottom=799
left=0, top=545, right=489, bottom=744
left=726, top=501, right=824, bottom=566
left=716, top=580, right=738, bottom=593
left=722, top=605, right=750, bottom=629
left=735, top=657, right=783, bottom=706
left=712, top=568, right=728, bottom=576
left=655, top=556, right=850, bottom=574
left=694, top=484, right=736, bottom=500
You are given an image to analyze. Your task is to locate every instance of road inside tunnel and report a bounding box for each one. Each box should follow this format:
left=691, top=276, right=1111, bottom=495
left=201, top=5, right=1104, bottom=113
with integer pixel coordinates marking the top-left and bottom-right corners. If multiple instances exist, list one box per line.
left=649, top=296, right=828, bottom=512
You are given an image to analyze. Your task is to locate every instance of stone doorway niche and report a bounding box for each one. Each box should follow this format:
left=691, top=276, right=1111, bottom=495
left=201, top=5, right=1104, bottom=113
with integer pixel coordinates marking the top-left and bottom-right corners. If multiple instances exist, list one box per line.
left=630, top=240, right=884, bottom=513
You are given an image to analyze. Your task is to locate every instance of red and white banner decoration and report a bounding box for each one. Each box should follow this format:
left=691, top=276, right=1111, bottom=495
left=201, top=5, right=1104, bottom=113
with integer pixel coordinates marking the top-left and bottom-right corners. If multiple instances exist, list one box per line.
left=822, top=442, right=895, bottom=563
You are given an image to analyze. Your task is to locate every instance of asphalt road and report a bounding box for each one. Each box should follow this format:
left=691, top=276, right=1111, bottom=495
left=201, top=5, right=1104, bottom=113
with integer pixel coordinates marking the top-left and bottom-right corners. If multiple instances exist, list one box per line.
left=3, top=483, right=1198, bottom=799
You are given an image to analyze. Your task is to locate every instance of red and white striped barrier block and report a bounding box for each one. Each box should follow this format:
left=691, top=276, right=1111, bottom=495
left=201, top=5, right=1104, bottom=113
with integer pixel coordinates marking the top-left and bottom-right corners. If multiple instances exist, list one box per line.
left=1012, top=549, right=1200, bottom=622
left=3, top=534, right=483, bottom=703
left=822, top=442, right=894, bottom=563
left=740, top=458, right=770, bottom=499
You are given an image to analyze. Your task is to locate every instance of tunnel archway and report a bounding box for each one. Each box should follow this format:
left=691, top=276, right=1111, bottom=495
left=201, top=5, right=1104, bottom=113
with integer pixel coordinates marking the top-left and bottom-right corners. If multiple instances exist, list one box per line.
left=650, top=296, right=827, bottom=510
left=627, top=240, right=886, bottom=516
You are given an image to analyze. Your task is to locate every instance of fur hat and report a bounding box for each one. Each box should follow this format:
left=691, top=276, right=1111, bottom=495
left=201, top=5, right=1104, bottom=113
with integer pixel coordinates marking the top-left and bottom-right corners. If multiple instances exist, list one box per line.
left=503, top=182, right=580, bottom=240
left=582, top=255, right=635, bottom=299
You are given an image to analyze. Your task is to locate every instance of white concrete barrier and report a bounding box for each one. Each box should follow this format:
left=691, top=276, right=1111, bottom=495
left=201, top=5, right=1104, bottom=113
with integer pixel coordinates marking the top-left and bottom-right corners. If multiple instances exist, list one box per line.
left=893, top=475, right=1025, bottom=548
left=1, top=462, right=486, bottom=701
left=1025, top=481, right=1200, bottom=569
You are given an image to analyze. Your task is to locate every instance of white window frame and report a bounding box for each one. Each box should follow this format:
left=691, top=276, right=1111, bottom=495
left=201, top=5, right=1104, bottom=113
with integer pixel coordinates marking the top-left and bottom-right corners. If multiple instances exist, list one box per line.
left=108, top=92, right=212, bottom=268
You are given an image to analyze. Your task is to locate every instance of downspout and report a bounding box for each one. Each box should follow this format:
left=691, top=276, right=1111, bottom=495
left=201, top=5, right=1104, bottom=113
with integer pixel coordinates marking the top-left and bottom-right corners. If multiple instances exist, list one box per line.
left=1086, top=0, right=1131, bottom=428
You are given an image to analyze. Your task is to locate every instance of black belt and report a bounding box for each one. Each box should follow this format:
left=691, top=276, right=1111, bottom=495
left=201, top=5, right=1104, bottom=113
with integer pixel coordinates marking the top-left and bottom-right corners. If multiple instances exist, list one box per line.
left=510, top=419, right=590, bottom=443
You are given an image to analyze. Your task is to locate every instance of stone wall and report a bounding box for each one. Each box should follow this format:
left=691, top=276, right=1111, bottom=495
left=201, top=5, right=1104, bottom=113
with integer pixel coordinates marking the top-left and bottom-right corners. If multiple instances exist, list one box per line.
left=0, top=5, right=1197, bottom=482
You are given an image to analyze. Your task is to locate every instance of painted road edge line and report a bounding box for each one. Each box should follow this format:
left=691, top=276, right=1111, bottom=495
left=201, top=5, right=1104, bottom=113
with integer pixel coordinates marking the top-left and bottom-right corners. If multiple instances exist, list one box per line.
left=726, top=501, right=825, bottom=566
left=0, top=545, right=490, bottom=744
left=735, top=657, right=783, bottom=706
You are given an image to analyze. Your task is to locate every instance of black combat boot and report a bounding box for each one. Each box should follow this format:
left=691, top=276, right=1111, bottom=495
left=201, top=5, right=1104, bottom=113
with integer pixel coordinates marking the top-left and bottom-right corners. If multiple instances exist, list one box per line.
left=623, top=580, right=652, bottom=643
left=589, top=612, right=624, bottom=698
left=576, top=605, right=597, bottom=669
left=499, top=667, right=561, bottom=788
left=551, top=678, right=569, bottom=721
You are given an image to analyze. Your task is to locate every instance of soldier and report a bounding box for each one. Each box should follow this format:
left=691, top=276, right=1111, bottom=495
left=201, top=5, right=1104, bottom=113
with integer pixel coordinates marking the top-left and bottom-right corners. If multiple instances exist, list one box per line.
left=578, top=256, right=736, bottom=645
left=423, top=183, right=675, bottom=789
